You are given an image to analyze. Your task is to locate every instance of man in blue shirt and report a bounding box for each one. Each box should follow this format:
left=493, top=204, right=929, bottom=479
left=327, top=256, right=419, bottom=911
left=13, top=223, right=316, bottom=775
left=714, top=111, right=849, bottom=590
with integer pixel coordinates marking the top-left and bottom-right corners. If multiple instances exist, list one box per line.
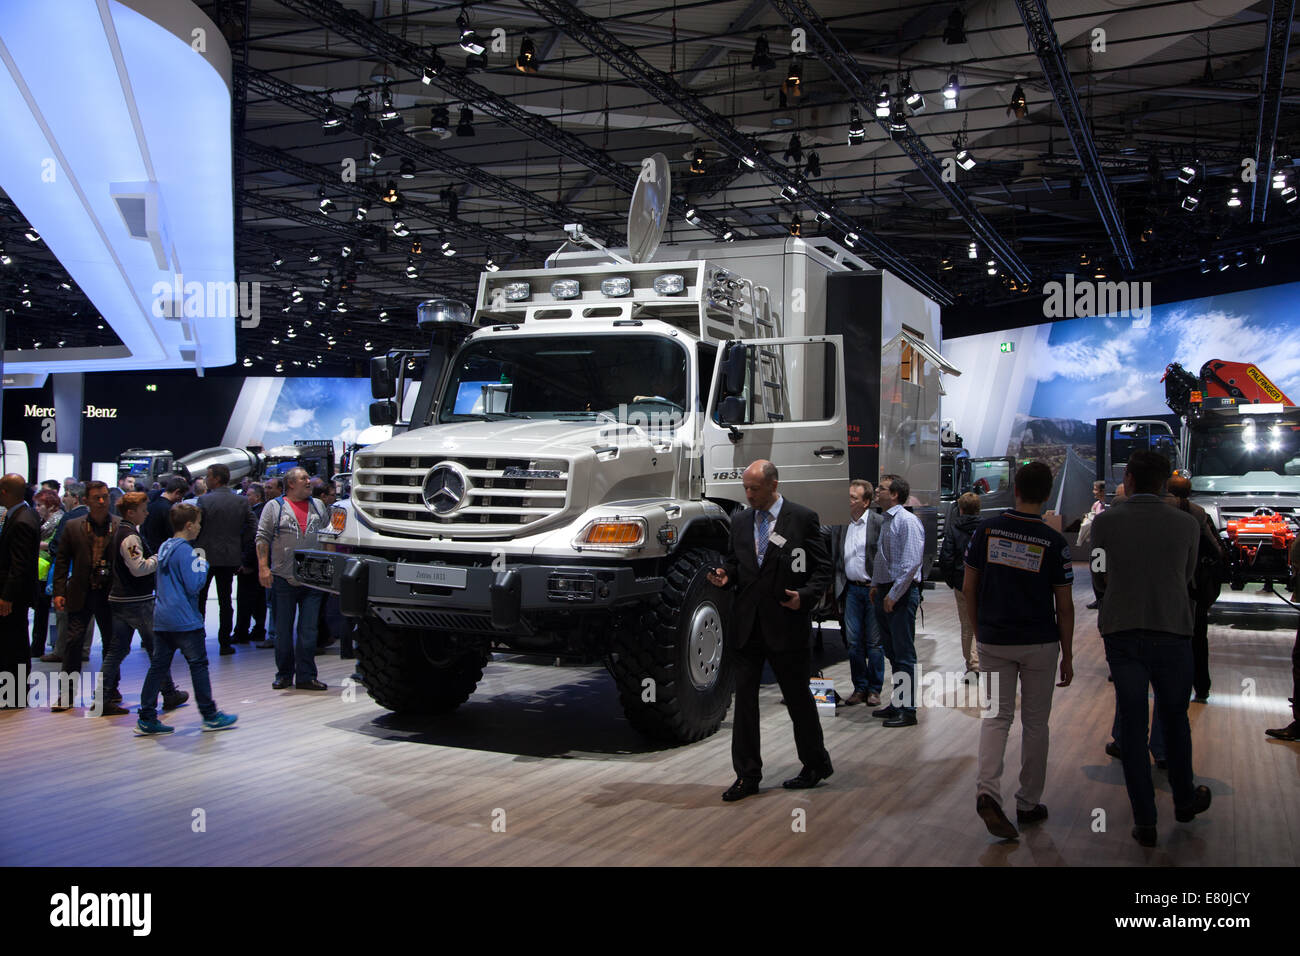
left=870, top=475, right=926, bottom=727
left=964, top=461, right=1074, bottom=839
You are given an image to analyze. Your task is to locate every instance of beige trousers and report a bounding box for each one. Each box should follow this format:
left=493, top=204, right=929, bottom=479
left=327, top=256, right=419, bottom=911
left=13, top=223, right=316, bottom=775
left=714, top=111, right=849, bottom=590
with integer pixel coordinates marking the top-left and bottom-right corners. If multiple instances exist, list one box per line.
left=953, top=589, right=978, bottom=671
left=975, top=640, right=1060, bottom=813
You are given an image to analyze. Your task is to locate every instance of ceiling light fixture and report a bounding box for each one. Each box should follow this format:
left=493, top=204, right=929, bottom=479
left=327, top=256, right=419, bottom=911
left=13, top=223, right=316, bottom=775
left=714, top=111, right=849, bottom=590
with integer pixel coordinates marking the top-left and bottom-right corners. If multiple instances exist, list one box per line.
left=456, top=105, right=475, bottom=136
left=902, top=75, right=924, bottom=113
left=381, top=180, right=400, bottom=203
left=805, top=151, right=821, bottom=178
left=516, top=35, right=539, bottom=73
left=751, top=33, right=775, bottom=72
left=943, top=73, right=960, bottom=110
left=1008, top=83, right=1028, bottom=119
left=847, top=106, right=866, bottom=145
left=690, top=147, right=706, bottom=174
left=457, top=10, right=485, bottom=56
left=875, top=83, right=891, bottom=119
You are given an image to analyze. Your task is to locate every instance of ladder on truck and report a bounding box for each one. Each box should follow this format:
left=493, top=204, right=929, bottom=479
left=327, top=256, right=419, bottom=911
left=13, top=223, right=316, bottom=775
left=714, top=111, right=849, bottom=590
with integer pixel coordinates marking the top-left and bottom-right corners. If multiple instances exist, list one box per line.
left=751, top=284, right=788, bottom=423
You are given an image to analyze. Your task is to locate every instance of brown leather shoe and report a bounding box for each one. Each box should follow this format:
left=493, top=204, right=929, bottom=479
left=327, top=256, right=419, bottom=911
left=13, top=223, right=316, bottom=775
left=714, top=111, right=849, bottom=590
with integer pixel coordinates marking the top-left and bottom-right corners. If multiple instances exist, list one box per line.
left=840, top=690, right=867, bottom=707
left=865, top=692, right=882, bottom=707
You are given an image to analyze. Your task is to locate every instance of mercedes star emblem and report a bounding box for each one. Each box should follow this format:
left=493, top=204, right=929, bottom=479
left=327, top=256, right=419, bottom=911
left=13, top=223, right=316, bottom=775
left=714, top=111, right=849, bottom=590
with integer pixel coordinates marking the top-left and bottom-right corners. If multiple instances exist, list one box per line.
left=422, top=462, right=471, bottom=515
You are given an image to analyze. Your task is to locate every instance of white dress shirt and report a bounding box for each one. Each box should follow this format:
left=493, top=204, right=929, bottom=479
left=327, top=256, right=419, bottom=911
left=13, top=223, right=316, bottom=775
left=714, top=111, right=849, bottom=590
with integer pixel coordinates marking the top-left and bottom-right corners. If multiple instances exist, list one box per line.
left=843, top=512, right=870, bottom=583
left=753, top=494, right=784, bottom=563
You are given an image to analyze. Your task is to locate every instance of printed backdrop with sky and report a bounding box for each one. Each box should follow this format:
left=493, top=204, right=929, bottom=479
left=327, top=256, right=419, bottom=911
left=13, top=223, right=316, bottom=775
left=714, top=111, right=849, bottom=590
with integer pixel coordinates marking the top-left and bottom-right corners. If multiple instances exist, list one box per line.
left=940, top=278, right=1300, bottom=522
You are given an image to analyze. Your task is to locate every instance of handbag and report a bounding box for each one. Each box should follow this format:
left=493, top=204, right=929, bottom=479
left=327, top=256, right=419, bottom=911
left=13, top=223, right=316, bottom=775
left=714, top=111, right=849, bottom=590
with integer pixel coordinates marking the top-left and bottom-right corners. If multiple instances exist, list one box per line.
left=1076, top=510, right=1095, bottom=549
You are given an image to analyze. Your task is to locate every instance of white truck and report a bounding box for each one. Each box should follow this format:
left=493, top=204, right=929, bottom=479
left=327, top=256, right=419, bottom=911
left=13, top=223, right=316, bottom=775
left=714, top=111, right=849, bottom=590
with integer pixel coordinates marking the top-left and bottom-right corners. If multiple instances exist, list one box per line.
left=295, top=224, right=951, bottom=742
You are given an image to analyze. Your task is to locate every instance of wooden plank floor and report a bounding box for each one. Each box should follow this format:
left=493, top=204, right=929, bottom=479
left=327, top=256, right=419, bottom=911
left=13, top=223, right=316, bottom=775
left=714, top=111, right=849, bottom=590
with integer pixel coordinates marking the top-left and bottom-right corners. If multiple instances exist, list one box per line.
left=2, top=566, right=1297, bottom=867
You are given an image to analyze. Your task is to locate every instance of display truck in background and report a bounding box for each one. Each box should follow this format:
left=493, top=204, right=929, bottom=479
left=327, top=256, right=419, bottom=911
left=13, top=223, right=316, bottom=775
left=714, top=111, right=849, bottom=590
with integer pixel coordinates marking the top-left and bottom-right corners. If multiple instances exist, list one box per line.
left=935, top=427, right=1015, bottom=571
left=1160, top=360, right=1300, bottom=594
left=293, top=162, right=957, bottom=743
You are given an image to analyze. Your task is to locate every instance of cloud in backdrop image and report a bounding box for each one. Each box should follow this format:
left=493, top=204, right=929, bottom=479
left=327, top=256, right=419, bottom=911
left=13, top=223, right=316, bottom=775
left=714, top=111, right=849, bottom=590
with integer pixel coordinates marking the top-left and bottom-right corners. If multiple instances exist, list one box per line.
left=223, top=377, right=376, bottom=462
left=942, top=280, right=1300, bottom=524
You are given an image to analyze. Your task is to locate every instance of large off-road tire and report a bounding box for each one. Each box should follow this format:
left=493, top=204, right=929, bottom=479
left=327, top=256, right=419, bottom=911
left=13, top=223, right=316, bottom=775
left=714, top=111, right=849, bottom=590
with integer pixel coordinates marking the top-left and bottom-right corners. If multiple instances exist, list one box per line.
left=355, top=616, right=487, bottom=715
left=609, top=547, right=735, bottom=743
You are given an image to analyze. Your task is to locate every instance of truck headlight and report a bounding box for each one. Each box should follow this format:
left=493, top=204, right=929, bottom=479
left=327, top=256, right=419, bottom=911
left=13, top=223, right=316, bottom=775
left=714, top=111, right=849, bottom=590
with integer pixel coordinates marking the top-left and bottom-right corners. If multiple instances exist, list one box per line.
left=653, top=273, right=684, bottom=295
left=502, top=281, right=531, bottom=301
left=573, top=518, right=647, bottom=550
left=550, top=278, right=581, bottom=299
left=600, top=276, right=632, bottom=297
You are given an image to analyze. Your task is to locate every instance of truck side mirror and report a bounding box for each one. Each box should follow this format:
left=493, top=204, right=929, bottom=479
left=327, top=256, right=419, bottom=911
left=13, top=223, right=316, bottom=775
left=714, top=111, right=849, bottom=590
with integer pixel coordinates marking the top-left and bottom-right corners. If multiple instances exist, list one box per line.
left=370, top=355, right=396, bottom=400
left=718, top=396, right=746, bottom=425
left=369, top=400, right=397, bottom=426
left=721, top=342, right=748, bottom=397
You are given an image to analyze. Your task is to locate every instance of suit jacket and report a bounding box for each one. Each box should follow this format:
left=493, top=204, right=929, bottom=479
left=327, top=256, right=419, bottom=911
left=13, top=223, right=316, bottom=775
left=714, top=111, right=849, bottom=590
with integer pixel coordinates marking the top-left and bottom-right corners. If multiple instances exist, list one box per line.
left=721, top=498, right=832, bottom=653
left=826, top=510, right=884, bottom=604
left=52, top=513, right=122, bottom=613
left=0, top=501, right=41, bottom=607
left=194, top=486, right=255, bottom=568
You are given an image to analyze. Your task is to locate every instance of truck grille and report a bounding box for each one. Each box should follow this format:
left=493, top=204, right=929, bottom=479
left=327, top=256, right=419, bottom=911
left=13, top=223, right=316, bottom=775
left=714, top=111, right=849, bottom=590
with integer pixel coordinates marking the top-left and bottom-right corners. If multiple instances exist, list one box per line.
left=376, top=607, right=508, bottom=633
left=352, top=453, right=570, bottom=538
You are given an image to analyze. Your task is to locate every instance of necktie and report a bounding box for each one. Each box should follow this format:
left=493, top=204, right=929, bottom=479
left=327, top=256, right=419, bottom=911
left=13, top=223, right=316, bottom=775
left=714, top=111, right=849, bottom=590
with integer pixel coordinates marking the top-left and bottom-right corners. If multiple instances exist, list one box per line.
left=756, top=510, right=772, bottom=565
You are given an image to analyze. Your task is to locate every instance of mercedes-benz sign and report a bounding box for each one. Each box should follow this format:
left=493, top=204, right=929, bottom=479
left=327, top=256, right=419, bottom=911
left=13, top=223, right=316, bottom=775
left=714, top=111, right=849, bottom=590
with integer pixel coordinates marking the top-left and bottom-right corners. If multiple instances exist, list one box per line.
left=422, top=461, right=472, bottom=516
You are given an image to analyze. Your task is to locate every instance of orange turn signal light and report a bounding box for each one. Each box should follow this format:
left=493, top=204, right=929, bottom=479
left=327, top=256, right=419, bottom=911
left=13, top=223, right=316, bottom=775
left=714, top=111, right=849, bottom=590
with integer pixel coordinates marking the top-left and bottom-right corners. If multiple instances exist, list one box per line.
left=583, top=522, right=643, bottom=546
left=330, top=508, right=347, bottom=532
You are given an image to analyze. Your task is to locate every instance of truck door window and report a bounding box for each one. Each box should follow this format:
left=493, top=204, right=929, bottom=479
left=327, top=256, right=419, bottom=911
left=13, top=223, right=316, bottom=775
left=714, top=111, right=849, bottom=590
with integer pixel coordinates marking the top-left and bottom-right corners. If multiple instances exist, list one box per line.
left=970, top=460, right=1011, bottom=494
left=712, top=341, right=837, bottom=425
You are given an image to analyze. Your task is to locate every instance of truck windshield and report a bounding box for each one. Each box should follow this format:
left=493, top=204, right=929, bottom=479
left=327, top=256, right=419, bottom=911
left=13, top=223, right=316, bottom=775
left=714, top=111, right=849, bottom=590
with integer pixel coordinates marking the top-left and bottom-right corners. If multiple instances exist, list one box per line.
left=1190, top=414, right=1300, bottom=477
left=436, top=334, right=691, bottom=425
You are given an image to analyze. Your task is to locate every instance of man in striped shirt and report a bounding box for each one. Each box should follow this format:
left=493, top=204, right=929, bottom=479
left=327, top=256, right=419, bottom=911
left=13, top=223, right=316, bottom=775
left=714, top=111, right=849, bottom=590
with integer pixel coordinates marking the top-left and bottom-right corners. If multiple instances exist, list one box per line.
left=870, top=475, right=926, bottom=727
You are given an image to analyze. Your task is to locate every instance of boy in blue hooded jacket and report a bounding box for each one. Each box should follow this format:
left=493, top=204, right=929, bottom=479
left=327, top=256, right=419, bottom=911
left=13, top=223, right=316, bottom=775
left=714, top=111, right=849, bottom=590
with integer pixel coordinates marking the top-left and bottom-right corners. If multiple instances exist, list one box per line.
left=136, top=503, right=238, bottom=735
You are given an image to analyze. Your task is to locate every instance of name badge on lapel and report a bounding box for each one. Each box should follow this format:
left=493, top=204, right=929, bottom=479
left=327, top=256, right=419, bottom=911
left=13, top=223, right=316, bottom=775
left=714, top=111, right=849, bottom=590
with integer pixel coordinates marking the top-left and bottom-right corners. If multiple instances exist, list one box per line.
left=769, top=533, right=787, bottom=549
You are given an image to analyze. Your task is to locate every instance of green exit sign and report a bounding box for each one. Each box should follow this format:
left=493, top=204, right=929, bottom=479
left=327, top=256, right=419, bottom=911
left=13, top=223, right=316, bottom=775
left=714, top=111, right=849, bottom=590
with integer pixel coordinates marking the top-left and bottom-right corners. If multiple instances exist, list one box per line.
left=145, top=384, right=158, bottom=391
left=999, top=342, right=1015, bottom=353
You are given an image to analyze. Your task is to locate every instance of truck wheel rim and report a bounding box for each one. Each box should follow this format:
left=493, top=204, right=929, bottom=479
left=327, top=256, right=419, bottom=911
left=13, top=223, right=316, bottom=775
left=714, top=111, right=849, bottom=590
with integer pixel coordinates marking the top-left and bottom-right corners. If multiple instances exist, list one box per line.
left=687, top=602, right=723, bottom=691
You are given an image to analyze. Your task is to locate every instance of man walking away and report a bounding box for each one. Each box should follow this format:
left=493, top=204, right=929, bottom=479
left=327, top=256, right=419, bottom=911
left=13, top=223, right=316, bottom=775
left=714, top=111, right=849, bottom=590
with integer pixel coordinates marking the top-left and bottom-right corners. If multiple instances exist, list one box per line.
left=964, top=462, right=1074, bottom=839
left=195, top=464, right=255, bottom=656
left=1092, top=450, right=1211, bottom=847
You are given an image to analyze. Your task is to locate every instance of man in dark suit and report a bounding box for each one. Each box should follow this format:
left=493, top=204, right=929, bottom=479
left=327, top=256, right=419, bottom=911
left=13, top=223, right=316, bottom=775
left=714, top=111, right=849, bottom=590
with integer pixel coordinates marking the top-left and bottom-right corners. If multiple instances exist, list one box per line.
left=195, top=464, right=255, bottom=655
left=143, top=476, right=188, bottom=553
left=708, top=460, right=834, bottom=802
left=826, top=479, right=886, bottom=707
left=0, top=473, right=41, bottom=706
left=51, top=480, right=120, bottom=710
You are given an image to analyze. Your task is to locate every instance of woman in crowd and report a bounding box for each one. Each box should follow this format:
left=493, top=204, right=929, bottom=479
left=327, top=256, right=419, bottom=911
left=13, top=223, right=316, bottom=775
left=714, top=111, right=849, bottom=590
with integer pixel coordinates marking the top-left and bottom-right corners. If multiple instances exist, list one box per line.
left=30, top=489, right=63, bottom=657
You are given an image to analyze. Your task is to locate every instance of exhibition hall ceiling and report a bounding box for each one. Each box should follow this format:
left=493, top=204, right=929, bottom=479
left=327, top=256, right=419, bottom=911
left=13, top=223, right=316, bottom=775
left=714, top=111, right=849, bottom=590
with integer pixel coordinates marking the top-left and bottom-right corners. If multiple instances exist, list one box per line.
left=2, top=0, right=1298, bottom=371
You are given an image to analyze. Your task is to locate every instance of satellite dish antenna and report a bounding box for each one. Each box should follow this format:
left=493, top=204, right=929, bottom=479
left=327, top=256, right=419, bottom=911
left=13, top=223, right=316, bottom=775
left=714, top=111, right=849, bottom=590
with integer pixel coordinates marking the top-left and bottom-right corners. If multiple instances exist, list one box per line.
left=627, top=152, right=670, bottom=263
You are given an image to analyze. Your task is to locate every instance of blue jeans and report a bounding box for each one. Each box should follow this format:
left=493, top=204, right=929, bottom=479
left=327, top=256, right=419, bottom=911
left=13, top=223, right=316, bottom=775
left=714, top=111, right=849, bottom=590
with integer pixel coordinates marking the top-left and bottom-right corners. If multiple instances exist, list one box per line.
left=844, top=583, right=884, bottom=694
left=140, top=629, right=215, bottom=721
left=103, top=599, right=176, bottom=699
left=875, top=583, right=920, bottom=714
left=272, top=577, right=323, bottom=683
left=1103, top=632, right=1197, bottom=826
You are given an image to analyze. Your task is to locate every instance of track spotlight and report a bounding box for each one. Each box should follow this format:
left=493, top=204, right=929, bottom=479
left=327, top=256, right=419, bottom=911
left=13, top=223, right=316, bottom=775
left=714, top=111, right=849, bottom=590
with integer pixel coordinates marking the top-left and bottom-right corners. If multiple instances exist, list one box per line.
left=847, top=107, right=866, bottom=145
left=1181, top=190, right=1200, bottom=212
left=944, top=9, right=966, bottom=44
left=1255, top=245, right=1267, bottom=265
left=516, top=35, right=539, bottom=73
left=684, top=206, right=701, bottom=225
left=889, top=107, right=909, bottom=137
left=690, top=147, right=707, bottom=174
left=486, top=257, right=499, bottom=272
left=411, top=237, right=423, bottom=254
left=1283, top=185, right=1298, bottom=203
left=902, top=75, right=924, bottom=114
left=392, top=219, right=410, bottom=237
left=381, top=180, right=400, bottom=204
left=1008, top=84, right=1028, bottom=119
left=378, top=308, right=389, bottom=322
left=441, top=239, right=457, bottom=257
left=1199, top=258, right=1210, bottom=274
left=816, top=209, right=831, bottom=222
left=968, top=240, right=978, bottom=259
left=430, top=105, right=451, bottom=133
left=340, top=244, right=352, bottom=258
left=354, top=199, right=369, bottom=221
left=789, top=216, right=802, bottom=238
left=24, top=228, right=39, bottom=242
left=406, top=258, right=418, bottom=278
left=0, top=245, right=12, bottom=266
left=722, top=229, right=735, bottom=241
left=1226, top=186, right=1241, bottom=208
left=422, top=54, right=444, bottom=84
left=317, top=188, right=335, bottom=215
left=379, top=82, right=398, bottom=120
left=456, top=105, right=475, bottom=136
left=805, top=151, right=821, bottom=178
left=368, top=143, right=385, bottom=165
left=322, top=106, right=345, bottom=131
left=986, top=259, right=997, bottom=276
left=783, top=133, right=803, bottom=165
left=751, top=33, right=775, bottom=72
left=740, top=155, right=757, bottom=169
left=307, top=248, right=321, bottom=262
left=875, top=83, right=891, bottom=119
left=940, top=258, right=953, bottom=271
left=954, top=137, right=975, bottom=170
left=400, top=158, right=417, bottom=179
left=458, top=10, right=485, bottom=56
left=1234, top=249, right=1247, bottom=267
left=844, top=231, right=858, bottom=247
left=942, top=74, right=959, bottom=109
left=782, top=58, right=802, bottom=98
left=1177, top=164, right=1197, bottom=185
left=781, top=184, right=799, bottom=201
left=1217, top=254, right=1229, bottom=271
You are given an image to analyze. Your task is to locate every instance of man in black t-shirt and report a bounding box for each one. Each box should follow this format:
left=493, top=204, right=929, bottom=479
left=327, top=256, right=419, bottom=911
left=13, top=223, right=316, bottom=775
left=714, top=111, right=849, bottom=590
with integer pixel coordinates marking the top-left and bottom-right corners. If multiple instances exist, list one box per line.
left=964, top=461, right=1075, bottom=839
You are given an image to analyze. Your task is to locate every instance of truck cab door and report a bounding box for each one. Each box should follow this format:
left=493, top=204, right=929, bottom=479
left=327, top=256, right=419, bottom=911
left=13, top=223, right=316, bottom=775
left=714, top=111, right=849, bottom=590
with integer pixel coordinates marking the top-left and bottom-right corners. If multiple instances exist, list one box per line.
left=702, top=335, right=848, bottom=521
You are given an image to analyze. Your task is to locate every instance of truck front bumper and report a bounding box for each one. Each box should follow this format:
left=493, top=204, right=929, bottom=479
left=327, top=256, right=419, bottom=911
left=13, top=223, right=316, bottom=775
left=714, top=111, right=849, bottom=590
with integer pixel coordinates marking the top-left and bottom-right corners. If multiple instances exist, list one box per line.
left=294, top=549, right=663, bottom=631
